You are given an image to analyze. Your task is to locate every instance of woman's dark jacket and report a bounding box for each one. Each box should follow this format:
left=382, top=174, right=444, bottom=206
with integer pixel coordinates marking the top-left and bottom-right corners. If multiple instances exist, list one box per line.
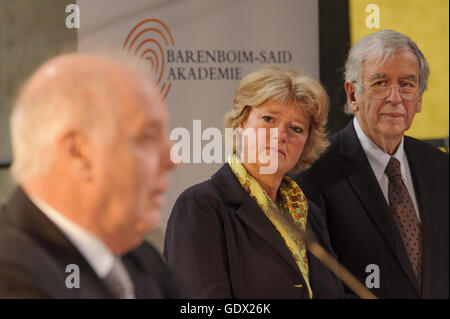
left=164, top=164, right=345, bottom=298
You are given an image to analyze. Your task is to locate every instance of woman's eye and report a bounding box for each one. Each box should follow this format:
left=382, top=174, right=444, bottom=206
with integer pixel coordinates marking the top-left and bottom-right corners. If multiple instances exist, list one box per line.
left=291, top=126, right=304, bottom=134
left=262, top=115, right=273, bottom=123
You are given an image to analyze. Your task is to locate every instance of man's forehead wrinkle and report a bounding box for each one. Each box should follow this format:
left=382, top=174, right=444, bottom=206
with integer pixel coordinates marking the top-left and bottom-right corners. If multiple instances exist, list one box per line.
left=369, top=73, right=387, bottom=79
left=362, top=60, right=419, bottom=86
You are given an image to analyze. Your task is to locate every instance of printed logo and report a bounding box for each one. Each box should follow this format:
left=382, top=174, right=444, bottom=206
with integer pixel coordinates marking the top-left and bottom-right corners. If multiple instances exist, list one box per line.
left=123, top=19, right=175, bottom=99
left=124, top=18, right=293, bottom=100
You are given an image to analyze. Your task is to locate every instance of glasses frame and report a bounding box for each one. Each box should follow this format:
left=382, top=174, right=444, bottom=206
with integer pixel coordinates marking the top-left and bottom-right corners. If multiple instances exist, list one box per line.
left=354, top=82, right=420, bottom=101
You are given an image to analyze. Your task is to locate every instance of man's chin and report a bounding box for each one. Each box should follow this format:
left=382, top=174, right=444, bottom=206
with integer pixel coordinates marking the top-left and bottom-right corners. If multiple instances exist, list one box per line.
left=381, top=126, right=407, bottom=138
left=139, top=210, right=161, bottom=233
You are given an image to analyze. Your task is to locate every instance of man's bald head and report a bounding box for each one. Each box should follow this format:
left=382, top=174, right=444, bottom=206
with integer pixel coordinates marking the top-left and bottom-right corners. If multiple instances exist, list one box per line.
left=10, top=53, right=173, bottom=254
left=11, top=53, right=159, bottom=183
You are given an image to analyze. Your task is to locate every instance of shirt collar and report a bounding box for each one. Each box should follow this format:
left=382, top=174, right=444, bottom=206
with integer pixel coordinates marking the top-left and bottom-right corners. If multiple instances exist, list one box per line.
left=29, top=195, right=116, bottom=278
left=353, top=117, right=407, bottom=181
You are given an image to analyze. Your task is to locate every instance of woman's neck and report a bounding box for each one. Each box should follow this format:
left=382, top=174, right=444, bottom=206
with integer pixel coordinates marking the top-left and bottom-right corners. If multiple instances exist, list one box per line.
left=242, top=162, right=283, bottom=202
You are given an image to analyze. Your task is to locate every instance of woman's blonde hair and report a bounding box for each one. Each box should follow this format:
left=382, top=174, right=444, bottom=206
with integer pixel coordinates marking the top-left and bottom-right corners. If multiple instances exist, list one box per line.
left=224, top=66, right=330, bottom=172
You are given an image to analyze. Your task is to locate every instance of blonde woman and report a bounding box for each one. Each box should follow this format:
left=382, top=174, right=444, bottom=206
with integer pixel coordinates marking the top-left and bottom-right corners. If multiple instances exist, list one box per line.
left=164, top=66, right=344, bottom=298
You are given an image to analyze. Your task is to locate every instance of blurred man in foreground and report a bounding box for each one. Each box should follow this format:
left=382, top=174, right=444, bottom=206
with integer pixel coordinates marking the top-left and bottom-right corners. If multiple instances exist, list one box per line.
left=0, top=54, right=183, bottom=298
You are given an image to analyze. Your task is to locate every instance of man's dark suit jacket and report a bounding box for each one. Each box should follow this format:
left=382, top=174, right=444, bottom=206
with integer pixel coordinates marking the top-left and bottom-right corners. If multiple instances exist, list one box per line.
left=295, top=120, right=449, bottom=299
left=164, top=164, right=345, bottom=299
left=0, top=188, right=185, bottom=298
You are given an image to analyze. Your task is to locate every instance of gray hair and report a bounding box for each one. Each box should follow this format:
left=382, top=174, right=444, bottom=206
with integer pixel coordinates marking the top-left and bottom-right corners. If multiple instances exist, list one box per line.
left=344, top=30, right=429, bottom=114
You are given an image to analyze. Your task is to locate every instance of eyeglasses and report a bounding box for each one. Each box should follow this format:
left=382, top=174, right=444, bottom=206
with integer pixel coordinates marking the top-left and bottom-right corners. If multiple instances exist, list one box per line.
left=354, top=83, right=420, bottom=100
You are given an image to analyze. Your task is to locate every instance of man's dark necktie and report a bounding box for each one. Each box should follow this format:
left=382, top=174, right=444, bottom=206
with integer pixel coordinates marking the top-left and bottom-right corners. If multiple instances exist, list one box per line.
left=385, top=157, right=422, bottom=290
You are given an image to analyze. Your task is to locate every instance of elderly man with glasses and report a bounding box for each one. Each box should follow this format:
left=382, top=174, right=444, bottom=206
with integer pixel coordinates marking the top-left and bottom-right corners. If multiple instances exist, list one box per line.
left=295, top=30, right=448, bottom=299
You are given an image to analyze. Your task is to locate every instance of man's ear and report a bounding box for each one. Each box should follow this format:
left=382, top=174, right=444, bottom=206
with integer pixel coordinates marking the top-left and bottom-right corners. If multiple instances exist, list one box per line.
left=416, top=94, right=423, bottom=113
left=58, top=130, right=93, bottom=181
left=344, top=81, right=359, bottom=113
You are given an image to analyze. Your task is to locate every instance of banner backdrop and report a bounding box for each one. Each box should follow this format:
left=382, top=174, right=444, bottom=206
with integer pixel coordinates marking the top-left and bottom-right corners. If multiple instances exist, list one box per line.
left=77, top=0, right=319, bottom=243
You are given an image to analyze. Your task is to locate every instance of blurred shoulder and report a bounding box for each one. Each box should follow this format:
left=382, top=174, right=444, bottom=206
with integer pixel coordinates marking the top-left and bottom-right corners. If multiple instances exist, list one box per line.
left=129, top=240, right=173, bottom=276
left=0, top=213, right=65, bottom=298
left=131, top=240, right=164, bottom=261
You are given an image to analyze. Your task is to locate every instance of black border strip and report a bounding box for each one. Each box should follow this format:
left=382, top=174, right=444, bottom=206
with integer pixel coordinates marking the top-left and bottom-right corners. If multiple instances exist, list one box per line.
left=319, top=0, right=352, bottom=134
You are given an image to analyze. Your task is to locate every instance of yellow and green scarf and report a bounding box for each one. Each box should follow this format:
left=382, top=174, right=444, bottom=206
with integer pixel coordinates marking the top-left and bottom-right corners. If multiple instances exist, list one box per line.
left=228, top=153, right=312, bottom=298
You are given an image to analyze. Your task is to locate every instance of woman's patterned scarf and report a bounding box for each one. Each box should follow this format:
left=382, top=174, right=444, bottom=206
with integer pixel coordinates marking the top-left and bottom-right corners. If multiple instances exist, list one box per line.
left=228, top=154, right=312, bottom=298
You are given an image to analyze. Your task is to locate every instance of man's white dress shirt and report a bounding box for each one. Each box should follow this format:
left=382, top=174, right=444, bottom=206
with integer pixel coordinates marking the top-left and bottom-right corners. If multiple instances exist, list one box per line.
left=353, top=117, right=421, bottom=222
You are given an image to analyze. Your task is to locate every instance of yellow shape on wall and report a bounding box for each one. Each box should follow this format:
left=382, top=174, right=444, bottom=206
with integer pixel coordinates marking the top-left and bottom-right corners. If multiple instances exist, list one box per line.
left=349, top=0, right=449, bottom=140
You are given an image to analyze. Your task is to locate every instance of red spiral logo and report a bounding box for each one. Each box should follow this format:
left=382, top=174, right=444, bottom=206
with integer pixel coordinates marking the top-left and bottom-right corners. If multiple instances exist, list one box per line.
left=123, top=19, right=174, bottom=99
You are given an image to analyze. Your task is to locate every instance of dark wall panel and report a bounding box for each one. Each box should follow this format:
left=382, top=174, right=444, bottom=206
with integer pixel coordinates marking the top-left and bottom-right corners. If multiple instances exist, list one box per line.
left=319, top=0, right=352, bottom=135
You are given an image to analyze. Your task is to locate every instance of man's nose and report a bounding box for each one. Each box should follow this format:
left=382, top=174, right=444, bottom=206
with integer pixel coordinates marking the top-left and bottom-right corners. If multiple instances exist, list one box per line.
left=386, top=85, right=403, bottom=104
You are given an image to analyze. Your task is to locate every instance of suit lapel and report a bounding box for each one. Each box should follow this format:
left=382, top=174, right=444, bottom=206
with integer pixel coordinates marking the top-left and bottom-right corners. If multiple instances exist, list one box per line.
left=404, top=138, right=437, bottom=297
left=211, top=165, right=304, bottom=280
left=236, top=195, right=305, bottom=278
left=340, top=122, right=420, bottom=293
left=6, top=188, right=114, bottom=298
